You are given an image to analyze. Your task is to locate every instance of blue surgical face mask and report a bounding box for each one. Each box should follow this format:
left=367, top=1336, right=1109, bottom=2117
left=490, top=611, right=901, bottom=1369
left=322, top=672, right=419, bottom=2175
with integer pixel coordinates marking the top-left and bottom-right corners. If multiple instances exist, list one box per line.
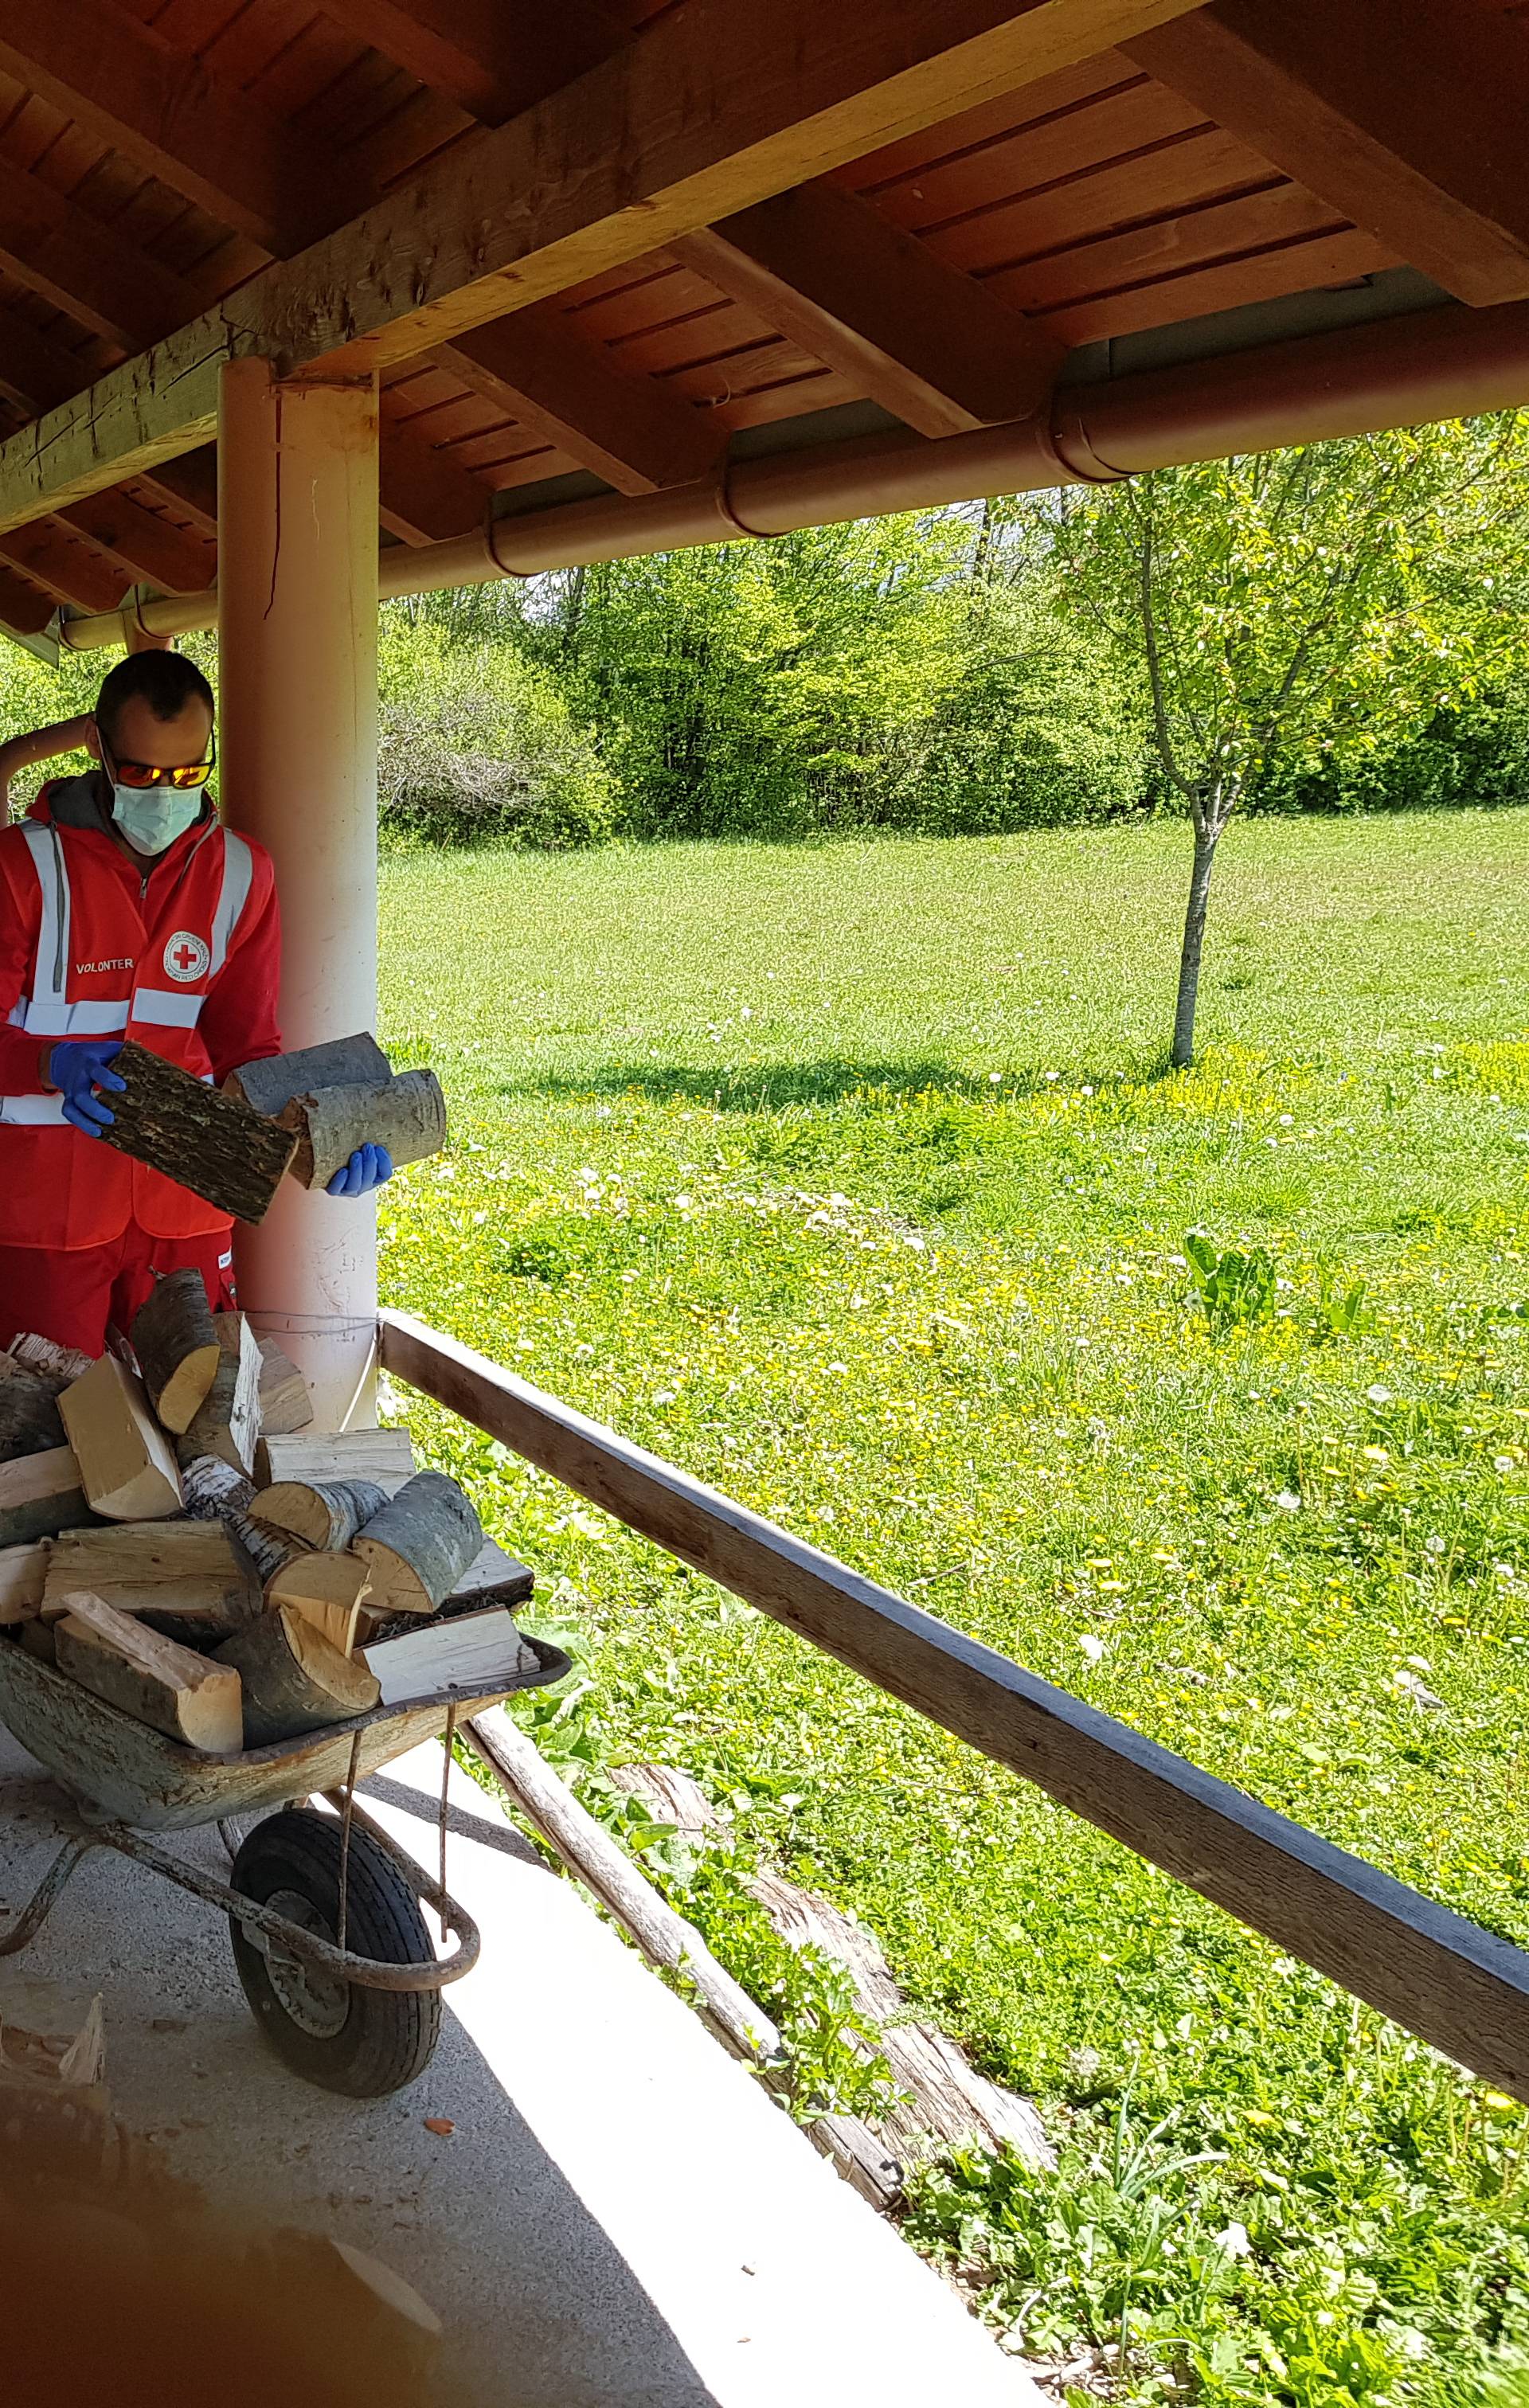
left=110, top=781, right=205, bottom=857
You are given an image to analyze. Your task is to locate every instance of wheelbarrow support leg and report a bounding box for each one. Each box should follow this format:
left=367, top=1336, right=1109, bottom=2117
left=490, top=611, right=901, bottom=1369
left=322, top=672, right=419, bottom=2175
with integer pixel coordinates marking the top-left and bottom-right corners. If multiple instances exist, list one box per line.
left=0, top=1834, right=98, bottom=1957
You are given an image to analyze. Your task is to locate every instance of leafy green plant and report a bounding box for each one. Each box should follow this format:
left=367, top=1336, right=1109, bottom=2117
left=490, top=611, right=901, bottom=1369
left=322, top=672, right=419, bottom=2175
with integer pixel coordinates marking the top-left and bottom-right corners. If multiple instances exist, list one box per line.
left=1185, top=1229, right=1280, bottom=1333
left=1310, top=1265, right=1375, bottom=1346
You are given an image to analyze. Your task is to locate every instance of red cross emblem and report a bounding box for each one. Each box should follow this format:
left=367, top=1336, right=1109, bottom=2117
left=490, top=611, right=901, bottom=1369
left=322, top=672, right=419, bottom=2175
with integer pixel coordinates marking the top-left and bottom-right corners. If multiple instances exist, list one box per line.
left=173, top=942, right=198, bottom=973
left=163, top=929, right=210, bottom=984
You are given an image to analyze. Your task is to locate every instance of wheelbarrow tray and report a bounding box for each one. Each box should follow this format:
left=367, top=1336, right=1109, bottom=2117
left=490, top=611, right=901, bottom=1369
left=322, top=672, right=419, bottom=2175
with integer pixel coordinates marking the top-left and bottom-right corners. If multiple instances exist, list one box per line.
left=0, top=1632, right=569, bottom=1831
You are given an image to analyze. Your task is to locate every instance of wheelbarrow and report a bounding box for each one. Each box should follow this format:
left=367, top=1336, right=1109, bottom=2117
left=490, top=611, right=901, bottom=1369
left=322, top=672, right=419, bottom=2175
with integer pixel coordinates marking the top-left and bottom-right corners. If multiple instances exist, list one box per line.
left=0, top=1630, right=569, bottom=2096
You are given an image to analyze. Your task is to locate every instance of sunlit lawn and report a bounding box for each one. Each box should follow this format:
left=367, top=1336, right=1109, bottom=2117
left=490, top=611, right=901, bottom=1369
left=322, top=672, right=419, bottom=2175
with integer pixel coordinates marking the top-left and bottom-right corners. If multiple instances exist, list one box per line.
left=378, top=813, right=1529, bottom=2397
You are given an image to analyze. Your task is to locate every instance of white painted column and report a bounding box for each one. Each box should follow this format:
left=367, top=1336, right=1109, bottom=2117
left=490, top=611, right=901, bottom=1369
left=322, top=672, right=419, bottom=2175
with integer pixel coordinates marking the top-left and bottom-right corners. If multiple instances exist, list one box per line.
left=218, top=358, right=381, bottom=1429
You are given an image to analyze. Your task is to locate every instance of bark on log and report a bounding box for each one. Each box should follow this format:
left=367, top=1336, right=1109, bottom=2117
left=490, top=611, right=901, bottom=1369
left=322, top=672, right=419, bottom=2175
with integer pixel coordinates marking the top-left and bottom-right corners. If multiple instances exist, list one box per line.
left=97, top=1040, right=298, bottom=1226
left=361, top=1537, right=536, bottom=1646
left=216, top=1605, right=380, bottom=1745
left=130, top=1268, right=220, bottom=1433
left=44, top=1519, right=261, bottom=1644
left=58, top=1355, right=182, bottom=1522
left=466, top=1706, right=780, bottom=2063
left=225, top=1033, right=391, bottom=1117
left=256, top=1336, right=313, bottom=1437
left=0, top=1444, right=95, bottom=1548
left=0, top=1541, right=49, bottom=1624
left=250, top=1477, right=389, bottom=1553
left=0, top=1357, right=66, bottom=1463
left=7, top=1334, right=96, bottom=1386
left=277, top=1070, right=447, bottom=1191
left=178, top=1313, right=263, bottom=1476
left=255, top=1427, right=414, bottom=1493
left=54, top=1590, right=244, bottom=1756
left=178, top=1454, right=297, bottom=1584
left=353, top=1472, right=482, bottom=1614
left=266, top=1549, right=373, bottom=1659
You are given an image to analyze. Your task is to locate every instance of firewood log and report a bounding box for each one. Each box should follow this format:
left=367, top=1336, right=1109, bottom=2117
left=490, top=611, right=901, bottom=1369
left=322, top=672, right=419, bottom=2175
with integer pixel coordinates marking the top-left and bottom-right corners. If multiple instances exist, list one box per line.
left=0, top=1444, right=95, bottom=1548
left=250, top=1477, right=389, bottom=1553
left=223, top=1033, right=391, bottom=1116
left=130, top=1268, right=220, bottom=1433
left=0, top=1356, right=65, bottom=1463
left=6, top=1334, right=96, bottom=1386
left=352, top=1472, right=482, bottom=1616
left=215, top=1606, right=380, bottom=1745
left=256, top=1426, right=414, bottom=1491
left=178, top=1313, right=262, bottom=1476
left=53, top=1591, right=244, bottom=1756
left=266, top=1549, right=373, bottom=1659
left=97, top=1039, right=297, bottom=1225
left=43, top=1520, right=260, bottom=1644
left=256, top=1335, right=313, bottom=1437
left=0, top=1541, right=49, bottom=1624
left=58, top=1356, right=182, bottom=1521
left=276, top=1070, right=447, bottom=1192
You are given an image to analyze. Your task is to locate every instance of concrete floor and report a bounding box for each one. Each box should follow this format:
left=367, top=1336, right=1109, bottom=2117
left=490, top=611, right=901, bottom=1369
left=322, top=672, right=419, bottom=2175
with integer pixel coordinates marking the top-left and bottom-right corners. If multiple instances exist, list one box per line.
left=0, top=1722, right=1037, bottom=2407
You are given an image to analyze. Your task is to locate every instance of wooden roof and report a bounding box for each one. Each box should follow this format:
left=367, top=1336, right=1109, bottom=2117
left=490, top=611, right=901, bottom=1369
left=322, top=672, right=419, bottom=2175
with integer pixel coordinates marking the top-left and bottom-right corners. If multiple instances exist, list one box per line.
left=0, top=0, right=1521, bottom=644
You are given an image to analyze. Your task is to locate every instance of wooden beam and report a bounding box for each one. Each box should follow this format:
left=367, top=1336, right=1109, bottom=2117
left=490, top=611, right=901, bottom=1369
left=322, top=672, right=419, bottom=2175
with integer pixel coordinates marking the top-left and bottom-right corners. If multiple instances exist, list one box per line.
left=137, top=449, right=220, bottom=541
left=56, top=491, right=216, bottom=596
left=0, top=1, right=340, bottom=255
left=0, top=0, right=1205, bottom=530
left=0, top=154, right=193, bottom=350
left=316, top=0, right=624, bottom=124
left=677, top=180, right=1059, bottom=436
left=0, top=565, right=55, bottom=639
left=381, top=1309, right=1529, bottom=2104
left=1124, top=0, right=1529, bottom=309
left=438, top=309, right=726, bottom=495
left=377, top=417, right=493, bottom=545
left=0, top=523, right=127, bottom=614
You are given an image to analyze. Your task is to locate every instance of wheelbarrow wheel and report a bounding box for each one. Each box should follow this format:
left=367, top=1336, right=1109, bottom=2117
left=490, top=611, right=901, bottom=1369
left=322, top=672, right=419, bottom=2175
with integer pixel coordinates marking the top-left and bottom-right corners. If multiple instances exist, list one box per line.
left=229, top=1808, right=441, bottom=2097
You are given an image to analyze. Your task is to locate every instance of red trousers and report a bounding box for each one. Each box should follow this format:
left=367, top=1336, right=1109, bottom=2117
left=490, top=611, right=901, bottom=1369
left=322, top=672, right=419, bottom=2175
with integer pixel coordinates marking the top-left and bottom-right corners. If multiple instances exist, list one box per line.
left=0, top=1225, right=237, bottom=1358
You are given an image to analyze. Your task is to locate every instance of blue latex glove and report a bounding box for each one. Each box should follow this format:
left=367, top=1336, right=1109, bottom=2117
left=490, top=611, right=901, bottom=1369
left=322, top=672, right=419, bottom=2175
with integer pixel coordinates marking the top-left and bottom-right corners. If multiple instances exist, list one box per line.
left=327, top=1142, right=393, bottom=1198
left=49, top=1038, right=126, bottom=1136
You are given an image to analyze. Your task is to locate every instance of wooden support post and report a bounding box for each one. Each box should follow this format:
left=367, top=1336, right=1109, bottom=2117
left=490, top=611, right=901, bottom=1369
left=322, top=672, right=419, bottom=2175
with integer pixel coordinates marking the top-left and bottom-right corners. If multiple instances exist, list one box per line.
left=218, top=360, right=381, bottom=1431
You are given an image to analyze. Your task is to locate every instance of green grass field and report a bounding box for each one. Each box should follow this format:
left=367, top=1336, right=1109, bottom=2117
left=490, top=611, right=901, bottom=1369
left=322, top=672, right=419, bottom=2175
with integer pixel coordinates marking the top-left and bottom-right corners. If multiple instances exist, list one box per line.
left=378, top=814, right=1529, bottom=2404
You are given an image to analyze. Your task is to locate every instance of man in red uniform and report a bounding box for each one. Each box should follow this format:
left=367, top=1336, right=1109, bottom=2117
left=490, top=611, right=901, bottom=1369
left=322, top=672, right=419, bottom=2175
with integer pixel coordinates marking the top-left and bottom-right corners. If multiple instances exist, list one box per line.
left=0, top=650, right=391, bottom=1355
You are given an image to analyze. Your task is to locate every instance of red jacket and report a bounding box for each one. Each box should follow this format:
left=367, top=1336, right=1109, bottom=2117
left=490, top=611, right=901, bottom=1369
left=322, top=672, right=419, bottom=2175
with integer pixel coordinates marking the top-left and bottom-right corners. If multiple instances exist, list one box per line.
left=0, top=777, right=282, bottom=1249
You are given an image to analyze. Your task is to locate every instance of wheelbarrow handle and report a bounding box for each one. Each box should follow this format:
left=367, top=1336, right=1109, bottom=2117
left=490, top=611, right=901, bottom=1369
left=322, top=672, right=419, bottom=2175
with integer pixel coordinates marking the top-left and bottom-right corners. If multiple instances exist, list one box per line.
left=102, top=1824, right=483, bottom=1995
left=0, top=1833, right=98, bottom=1957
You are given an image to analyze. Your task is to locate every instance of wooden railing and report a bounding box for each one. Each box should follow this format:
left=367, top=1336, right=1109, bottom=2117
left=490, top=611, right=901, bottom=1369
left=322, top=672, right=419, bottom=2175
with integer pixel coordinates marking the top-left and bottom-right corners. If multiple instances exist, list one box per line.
left=381, top=1311, right=1529, bottom=2104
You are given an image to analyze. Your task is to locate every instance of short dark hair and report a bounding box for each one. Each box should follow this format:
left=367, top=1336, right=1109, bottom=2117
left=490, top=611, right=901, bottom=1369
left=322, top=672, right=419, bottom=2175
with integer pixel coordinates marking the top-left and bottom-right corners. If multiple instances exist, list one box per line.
left=95, top=651, right=214, bottom=746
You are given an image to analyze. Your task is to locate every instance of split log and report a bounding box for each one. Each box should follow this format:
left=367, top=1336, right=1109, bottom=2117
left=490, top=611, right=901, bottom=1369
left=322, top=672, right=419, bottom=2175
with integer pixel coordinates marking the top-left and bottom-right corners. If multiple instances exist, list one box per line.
left=178, top=1313, right=263, bottom=1476
left=250, top=1477, right=389, bottom=1553
left=266, top=1549, right=373, bottom=1659
left=0, top=1356, right=65, bottom=1463
left=53, top=1591, right=244, bottom=1756
left=130, top=1268, right=220, bottom=1433
left=181, top=1451, right=298, bottom=1587
left=277, top=1071, right=447, bottom=1192
left=256, top=1335, right=313, bottom=1437
left=97, top=1040, right=297, bottom=1226
left=465, top=1706, right=779, bottom=2063
left=0, top=1444, right=95, bottom=1548
left=360, top=1536, right=535, bottom=1646
left=353, top=1472, right=482, bottom=1616
left=255, top=1426, right=414, bottom=1492
left=7, top=1333, right=96, bottom=1387
left=225, top=1032, right=391, bottom=1117
left=363, top=1608, right=538, bottom=1706
left=216, top=1606, right=380, bottom=1745
left=0, top=1980, right=105, bottom=2093
left=58, top=1355, right=182, bottom=1522
left=43, top=1520, right=260, bottom=1644
left=0, top=1542, right=49, bottom=1624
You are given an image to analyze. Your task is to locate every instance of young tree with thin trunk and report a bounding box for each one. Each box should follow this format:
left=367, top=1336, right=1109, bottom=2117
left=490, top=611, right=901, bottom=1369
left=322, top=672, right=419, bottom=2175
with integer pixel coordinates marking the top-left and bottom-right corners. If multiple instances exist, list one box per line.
left=1050, top=418, right=1529, bottom=1066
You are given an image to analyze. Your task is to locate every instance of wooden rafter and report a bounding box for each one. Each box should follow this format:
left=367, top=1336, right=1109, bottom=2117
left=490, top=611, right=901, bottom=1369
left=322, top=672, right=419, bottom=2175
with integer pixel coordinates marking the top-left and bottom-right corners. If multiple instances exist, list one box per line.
left=136, top=452, right=220, bottom=541
left=0, top=308, right=96, bottom=417
left=438, top=311, right=727, bottom=495
left=0, top=522, right=129, bottom=616
left=677, top=181, right=1060, bottom=437
left=57, top=492, right=216, bottom=597
left=1124, top=0, right=1529, bottom=308
left=0, top=154, right=193, bottom=350
left=0, top=1, right=341, bottom=256
left=317, top=0, right=624, bottom=124
left=377, top=418, right=494, bottom=545
left=0, top=0, right=1207, bottom=533
left=0, top=562, right=54, bottom=638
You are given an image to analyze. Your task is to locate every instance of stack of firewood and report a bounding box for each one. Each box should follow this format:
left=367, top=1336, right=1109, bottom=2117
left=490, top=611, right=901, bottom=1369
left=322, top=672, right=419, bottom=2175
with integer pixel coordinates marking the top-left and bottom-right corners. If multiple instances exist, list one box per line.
left=0, top=1278, right=535, bottom=1759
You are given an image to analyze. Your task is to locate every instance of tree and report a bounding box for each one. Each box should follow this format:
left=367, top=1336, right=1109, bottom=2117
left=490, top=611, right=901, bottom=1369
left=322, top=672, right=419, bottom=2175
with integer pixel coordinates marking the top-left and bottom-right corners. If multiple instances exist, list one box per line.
left=1050, top=418, right=1529, bottom=1065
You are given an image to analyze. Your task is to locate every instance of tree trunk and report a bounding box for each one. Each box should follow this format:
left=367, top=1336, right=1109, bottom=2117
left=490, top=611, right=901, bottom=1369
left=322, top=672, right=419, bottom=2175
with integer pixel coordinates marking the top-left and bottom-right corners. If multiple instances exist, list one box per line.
left=1171, top=819, right=1223, bottom=1069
